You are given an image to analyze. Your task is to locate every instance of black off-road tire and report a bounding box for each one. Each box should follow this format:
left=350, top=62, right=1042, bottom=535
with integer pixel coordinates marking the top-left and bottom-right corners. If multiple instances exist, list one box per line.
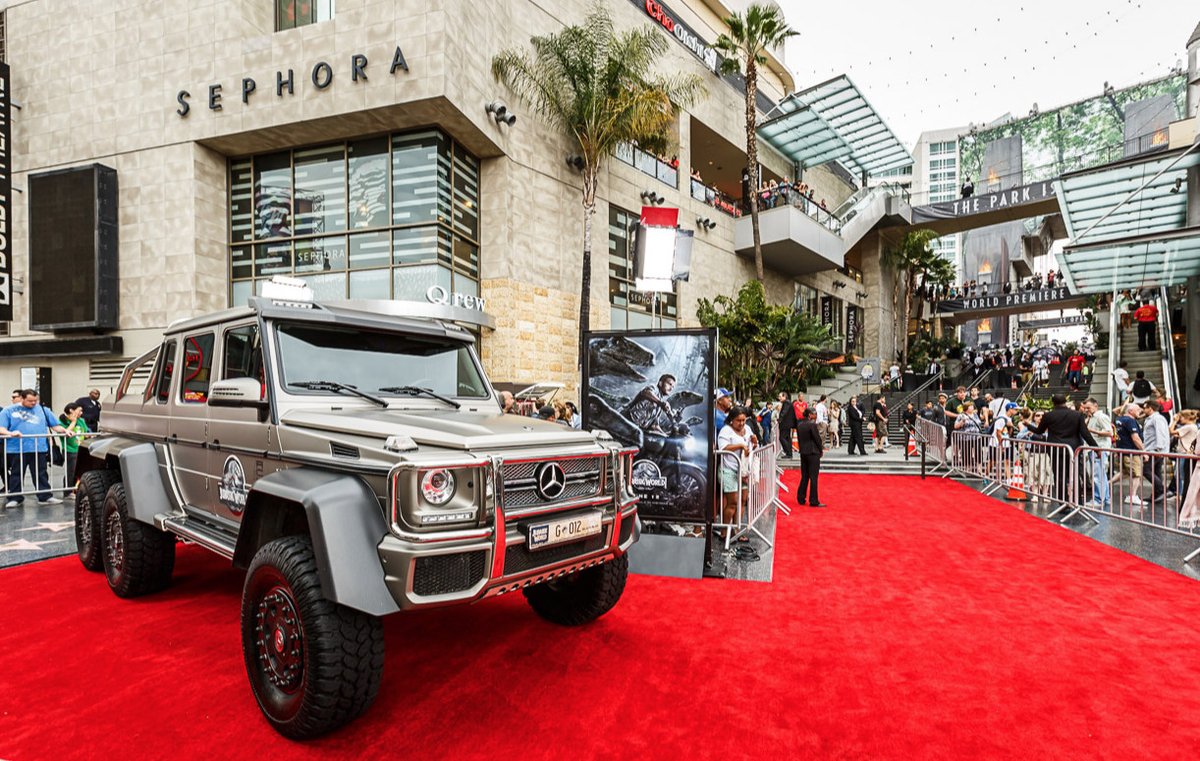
left=523, top=554, right=629, bottom=626
left=76, top=470, right=120, bottom=572
left=241, top=535, right=385, bottom=740
left=101, top=482, right=176, bottom=597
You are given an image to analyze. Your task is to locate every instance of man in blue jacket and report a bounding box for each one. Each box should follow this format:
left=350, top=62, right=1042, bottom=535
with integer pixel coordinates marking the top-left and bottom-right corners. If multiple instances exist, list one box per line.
left=1, top=389, right=68, bottom=507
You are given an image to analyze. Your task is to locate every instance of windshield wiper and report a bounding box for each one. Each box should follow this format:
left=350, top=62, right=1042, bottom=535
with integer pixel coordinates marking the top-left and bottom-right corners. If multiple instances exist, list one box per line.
left=378, top=385, right=462, bottom=409
left=288, top=380, right=389, bottom=408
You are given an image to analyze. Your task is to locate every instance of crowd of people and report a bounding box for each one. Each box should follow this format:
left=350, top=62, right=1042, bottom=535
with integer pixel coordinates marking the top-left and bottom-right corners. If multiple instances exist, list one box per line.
left=0, top=388, right=101, bottom=509
left=497, top=390, right=582, bottom=429
left=918, top=270, right=1065, bottom=302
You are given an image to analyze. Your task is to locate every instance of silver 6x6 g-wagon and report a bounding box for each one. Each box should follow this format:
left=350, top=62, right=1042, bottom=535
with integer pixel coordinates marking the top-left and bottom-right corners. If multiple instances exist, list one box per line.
left=74, top=282, right=640, bottom=739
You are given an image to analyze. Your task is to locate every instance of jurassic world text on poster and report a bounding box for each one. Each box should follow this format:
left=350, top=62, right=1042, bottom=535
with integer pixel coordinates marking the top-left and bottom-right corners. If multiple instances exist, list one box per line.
left=582, top=329, right=716, bottom=523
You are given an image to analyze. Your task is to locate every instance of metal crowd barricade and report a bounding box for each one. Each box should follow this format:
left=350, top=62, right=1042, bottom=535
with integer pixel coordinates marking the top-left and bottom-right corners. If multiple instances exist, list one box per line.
left=914, top=417, right=948, bottom=474
left=716, top=439, right=786, bottom=551
left=949, top=431, right=1080, bottom=513
left=1073, top=446, right=1200, bottom=560
left=0, top=431, right=94, bottom=506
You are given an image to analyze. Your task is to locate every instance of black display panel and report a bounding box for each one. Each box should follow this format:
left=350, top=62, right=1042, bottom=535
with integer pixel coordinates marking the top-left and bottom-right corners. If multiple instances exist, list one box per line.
left=28, top=164, right=119, bottom=331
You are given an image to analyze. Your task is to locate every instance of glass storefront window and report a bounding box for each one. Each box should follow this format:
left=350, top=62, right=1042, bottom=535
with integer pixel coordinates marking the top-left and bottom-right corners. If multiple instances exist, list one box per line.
left=229, top=128, right=480, bottom=306
left=294, top=144, right=346, bottom=237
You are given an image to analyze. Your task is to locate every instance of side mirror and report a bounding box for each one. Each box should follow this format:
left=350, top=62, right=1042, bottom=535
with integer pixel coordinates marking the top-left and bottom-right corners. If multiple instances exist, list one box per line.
left=207, top=377, right=268, bottom=409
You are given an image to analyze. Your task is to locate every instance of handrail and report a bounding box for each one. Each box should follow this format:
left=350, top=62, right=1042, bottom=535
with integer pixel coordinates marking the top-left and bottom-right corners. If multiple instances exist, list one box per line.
left=887, top=370, right=945, bottom=431
left=1107, top=290, right=1122, bottom=409
left=1157, top=286, right=1180, bottom=409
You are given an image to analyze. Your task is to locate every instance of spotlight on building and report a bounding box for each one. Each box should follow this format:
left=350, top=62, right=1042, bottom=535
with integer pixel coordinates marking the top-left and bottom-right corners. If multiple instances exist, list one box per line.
left=486, top=101, right=517, bottom=126
left=640, top=190, right=665, bottom=205
left=695, top=216, right=717, bottom=231
left=1171, top=177, right=1183, bottom=194
left=565, top=155, right=585, bottom=172
left=856, top=290, right=868, bottom=300
left=832, top=281, right=847, bottom=290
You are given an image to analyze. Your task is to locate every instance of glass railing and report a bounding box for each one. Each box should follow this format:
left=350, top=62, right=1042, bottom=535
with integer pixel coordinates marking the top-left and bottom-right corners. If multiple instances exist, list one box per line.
left=754, top=184, right=840, bottom=231
left=689, top=178, right=743, bottom=218
left=615, top=142, right=678, bottom=188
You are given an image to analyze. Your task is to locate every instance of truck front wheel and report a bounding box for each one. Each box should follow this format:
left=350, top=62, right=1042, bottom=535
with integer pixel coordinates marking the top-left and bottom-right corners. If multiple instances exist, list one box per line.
left=523, top=554, right=629, bottom=626
left=241, top=535, right=385, bottom=740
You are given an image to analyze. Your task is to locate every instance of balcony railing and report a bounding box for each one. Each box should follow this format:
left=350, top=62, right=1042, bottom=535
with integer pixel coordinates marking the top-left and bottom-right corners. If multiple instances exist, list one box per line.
left=756, top=184, right=841, bottom=231
left=690, top=178, right=743, bottom=218
left=615, top=142, right=678, bottom=188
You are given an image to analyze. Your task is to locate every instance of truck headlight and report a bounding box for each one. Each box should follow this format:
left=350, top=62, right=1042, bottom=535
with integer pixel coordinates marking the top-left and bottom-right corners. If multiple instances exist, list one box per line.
left=421, top=469, right=456, bottom=506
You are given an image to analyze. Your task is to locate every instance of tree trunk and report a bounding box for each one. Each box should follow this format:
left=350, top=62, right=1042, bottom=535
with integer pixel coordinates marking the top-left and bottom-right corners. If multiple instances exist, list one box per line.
left=577, top=172, right=598, bottom=374
left=899, top=271, right=915, bottom=369
left=745, top=61, right=764, bottom=284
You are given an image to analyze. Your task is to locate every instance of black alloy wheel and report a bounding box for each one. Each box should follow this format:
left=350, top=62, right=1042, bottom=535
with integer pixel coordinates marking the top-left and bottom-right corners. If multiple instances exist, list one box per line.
left=100, top=482, right=175, bottom=598
left=241, top=535, right=385, bottom=740
left=75, top=470, right=119, bottom=572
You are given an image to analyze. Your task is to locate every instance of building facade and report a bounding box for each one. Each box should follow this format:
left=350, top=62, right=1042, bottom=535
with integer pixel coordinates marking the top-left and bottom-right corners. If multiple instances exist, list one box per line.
left=0, top=0, right=874, bottom=407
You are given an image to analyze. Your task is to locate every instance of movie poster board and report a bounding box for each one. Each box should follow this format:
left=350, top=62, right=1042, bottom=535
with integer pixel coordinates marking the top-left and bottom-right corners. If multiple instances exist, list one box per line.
left=582, top=329, right=716, bottom=524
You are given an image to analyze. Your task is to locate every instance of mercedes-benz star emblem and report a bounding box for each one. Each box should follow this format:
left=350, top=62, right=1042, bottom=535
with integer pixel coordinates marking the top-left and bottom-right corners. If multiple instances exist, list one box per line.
left=535, top=462, right=567, bottom=501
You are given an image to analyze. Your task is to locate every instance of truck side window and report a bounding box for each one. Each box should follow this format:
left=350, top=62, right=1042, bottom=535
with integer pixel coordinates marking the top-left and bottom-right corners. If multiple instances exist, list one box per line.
left=180, top=333, right=216, bottom=404
left=119, top=348, right=158, bottom=402
left=222, top=325, right=265, bottom=398
left=153, top=341, right=177, bottom=404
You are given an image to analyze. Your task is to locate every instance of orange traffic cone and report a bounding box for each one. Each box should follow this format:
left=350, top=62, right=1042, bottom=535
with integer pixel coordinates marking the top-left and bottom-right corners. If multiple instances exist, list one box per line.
left=1007, top=460, right=1028, bottom=500
left=906, top=433, right=918, bottom=458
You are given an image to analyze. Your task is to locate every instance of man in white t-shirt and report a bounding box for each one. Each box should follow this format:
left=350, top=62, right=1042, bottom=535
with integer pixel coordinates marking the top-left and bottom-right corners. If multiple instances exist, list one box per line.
left=1082, top=397, right=1113, bottom=507
left=1112, top=360, right=1130, bottom=403
left=815, top=395, right=829, bottom=445
left=1033, top=357, right=1050, bottom=387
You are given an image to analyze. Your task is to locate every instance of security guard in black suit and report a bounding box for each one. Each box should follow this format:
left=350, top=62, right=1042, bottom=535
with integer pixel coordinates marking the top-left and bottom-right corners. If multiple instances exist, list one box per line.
left=795, top=408, right=826, bottom=507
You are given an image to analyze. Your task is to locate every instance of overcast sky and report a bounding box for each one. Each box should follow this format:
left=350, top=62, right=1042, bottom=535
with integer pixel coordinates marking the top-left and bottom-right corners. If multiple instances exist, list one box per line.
left=778, top=0, right=1190, bottom=149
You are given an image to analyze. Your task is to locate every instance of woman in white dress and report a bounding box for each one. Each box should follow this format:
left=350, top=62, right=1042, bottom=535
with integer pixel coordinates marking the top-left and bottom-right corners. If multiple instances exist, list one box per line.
left=1172, top=410, right=1200, bottom=529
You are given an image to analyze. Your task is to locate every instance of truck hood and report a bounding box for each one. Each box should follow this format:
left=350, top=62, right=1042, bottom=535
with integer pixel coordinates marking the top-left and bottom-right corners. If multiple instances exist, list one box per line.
left=279, top=407, right=599, bottom=451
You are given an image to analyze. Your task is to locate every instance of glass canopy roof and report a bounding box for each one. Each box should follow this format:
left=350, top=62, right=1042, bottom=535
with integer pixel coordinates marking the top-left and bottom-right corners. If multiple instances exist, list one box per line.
left=1060, top=227, right=1200, bottom=293
left=1054, top=144, right=1200, bottom=293
left=757, top=75, right=913, bottom=178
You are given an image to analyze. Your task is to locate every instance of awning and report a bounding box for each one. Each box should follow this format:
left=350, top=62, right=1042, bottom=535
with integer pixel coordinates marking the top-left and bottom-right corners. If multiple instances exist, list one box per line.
left=1054, top=143, right=1200, bottom=292
left=757, top=75, right=913, bottom=178
left=1054, top=146, right=1198, bottom=246
left=1060, top=227, right=1200, bottom=293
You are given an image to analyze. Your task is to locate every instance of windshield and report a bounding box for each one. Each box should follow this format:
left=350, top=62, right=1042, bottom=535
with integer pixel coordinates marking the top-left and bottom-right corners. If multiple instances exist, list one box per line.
left=275, top=323, right=489, bottom=399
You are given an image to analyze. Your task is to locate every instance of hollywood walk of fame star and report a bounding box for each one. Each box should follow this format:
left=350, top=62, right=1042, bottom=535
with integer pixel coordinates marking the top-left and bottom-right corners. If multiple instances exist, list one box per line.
left=0, top=538, right=69, bottom=552
left=16, top=521, right=76, bottom=534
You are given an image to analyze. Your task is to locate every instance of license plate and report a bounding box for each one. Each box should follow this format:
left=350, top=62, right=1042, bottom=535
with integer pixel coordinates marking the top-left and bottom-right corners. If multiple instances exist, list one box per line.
left=527, top=511, right=603, bottom=551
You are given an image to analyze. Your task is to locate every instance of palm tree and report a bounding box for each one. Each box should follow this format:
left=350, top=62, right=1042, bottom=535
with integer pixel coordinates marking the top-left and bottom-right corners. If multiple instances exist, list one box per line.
left=881, top=228, right=941, bottom=368
left=492, top=6, right=705, bottom=369
left=715, top=3, right=797, bottom=284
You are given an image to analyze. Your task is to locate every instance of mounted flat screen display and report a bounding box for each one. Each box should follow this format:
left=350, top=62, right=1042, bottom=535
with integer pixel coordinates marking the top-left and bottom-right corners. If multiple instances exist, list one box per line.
left=28, top=164, right=119, bottom=331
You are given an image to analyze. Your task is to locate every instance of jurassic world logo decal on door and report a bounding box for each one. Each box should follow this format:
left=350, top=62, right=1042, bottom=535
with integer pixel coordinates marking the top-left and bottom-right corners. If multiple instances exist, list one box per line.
left=219, top=455, right=249, bottom=514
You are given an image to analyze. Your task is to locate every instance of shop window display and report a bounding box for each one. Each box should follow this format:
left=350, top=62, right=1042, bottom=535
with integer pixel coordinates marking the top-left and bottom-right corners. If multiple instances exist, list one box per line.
left=228, top=128, right=480, bottom=304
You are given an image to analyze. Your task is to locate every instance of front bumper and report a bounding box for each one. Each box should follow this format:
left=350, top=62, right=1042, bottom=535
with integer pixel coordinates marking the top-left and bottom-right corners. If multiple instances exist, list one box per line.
left=378, top=498, right=639, bottom=610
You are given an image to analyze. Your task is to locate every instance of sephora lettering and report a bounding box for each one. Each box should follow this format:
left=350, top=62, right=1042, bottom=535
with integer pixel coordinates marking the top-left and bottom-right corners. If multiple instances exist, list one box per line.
left=175, top=46, right=409, bottom=117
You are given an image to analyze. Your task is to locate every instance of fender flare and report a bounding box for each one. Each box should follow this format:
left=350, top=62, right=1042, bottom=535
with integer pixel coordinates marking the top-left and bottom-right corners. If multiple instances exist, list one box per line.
left=235, top=468, right=399, bottom=617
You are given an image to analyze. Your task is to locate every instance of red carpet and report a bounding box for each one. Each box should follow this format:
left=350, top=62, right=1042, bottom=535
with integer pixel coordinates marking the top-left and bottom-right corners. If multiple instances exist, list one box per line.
left=2, top=474, right=1200, bottom=759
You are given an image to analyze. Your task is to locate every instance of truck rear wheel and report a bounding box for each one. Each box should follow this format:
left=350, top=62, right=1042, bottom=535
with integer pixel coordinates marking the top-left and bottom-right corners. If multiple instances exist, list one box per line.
left=241, top=535, right=385, bottom=740
left=76, top=470, right=119, bottom=572
left=523, top=554, right=629, bottom=626
left=102, top=482, right=175, bottom=597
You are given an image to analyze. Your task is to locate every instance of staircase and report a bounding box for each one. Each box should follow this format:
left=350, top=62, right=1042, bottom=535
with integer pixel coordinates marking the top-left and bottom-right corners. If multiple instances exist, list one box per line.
left=1114, top=323, right=1166, bottom=405
left=1089, top=348, right=1109, bottom=406
left=804, top=364, right=864, bottom=405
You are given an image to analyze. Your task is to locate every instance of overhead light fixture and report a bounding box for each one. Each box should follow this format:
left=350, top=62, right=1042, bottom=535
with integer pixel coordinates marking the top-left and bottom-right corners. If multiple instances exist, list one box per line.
left=1170, top=177, right=1183, bottom=194
left=640, top=190, right=665, bottom=205
left=485, top=101, right=516, bottom=126
left=566, top=155, right=585, bottom=172
left=695, top=216, right=716, bottom=231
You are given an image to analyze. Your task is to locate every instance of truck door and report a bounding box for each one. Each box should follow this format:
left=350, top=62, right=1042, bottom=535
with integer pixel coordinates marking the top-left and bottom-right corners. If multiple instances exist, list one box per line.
left=171, top=332, right=216, bottom=509
left=207, top=322, right=274, bottom=523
